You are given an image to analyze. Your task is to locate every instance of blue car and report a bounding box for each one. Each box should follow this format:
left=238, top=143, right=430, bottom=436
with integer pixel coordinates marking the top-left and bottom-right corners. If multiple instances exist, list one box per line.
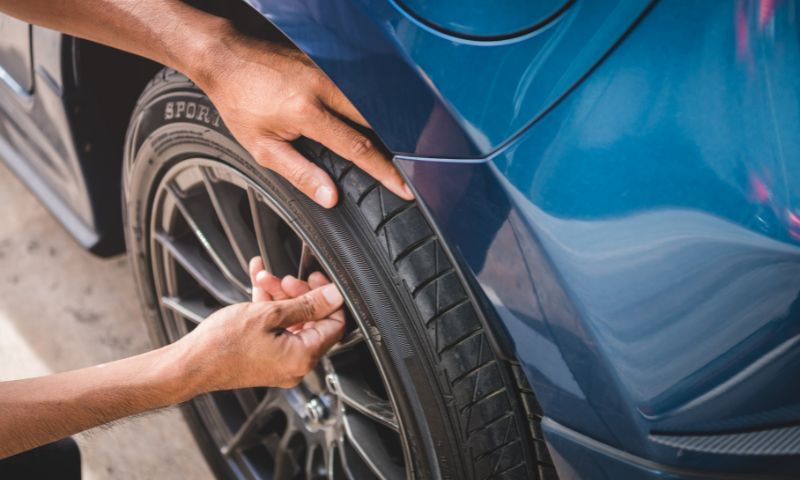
left=1, top=1, right=798, bottom=478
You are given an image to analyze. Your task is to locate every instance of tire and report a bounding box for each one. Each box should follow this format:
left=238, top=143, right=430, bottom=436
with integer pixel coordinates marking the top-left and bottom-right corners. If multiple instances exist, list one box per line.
left=122, top=68, right=554, bottom=480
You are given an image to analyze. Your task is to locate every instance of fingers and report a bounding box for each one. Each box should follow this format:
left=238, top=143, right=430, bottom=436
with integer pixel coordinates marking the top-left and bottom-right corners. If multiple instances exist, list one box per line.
left=253, top=140, right=339, bottom=208
left=281, top=275, right=309, bottom=297
left=249, top=257, right=272, bottom=302
left=301, top=109, right=413, bottom=201
left=271, top=283, right=343, bottom=329
left=307, top=272, right=345, bottom=321
left=319, top=82, right=369, bottom=128
left=295, top=316, right=346, bottom=353
left=256, top=270, right=288, bottom=300
left=278, top=275, right=311, bottom=333
left=306, top=271, right=328, bottom=289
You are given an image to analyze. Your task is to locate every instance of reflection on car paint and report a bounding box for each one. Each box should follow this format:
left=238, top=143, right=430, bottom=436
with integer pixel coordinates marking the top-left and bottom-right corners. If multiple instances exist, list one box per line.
left=401, top=1, right=800, bottom=477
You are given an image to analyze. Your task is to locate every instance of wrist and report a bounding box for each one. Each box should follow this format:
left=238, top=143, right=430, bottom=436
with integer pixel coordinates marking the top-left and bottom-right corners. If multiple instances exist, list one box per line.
left=152, top=341, right=211, bottom=404
left=170, top=15, right=236, bottom=93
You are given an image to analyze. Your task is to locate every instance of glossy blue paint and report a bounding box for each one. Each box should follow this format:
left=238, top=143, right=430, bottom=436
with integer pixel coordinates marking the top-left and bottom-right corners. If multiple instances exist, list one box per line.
left=394, top=0, right=570, bottom=39
left=244, top=0, right=650, bottom=157
left=400, top=0, right=800, bottom=477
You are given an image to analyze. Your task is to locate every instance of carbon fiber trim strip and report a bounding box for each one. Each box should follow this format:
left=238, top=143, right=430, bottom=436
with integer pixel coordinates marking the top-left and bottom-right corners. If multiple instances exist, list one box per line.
left=650, top=426, right=800, bottom=455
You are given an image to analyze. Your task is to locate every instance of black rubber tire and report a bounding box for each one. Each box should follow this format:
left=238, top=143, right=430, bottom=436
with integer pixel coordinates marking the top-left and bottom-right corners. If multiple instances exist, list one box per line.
left=122, top=68, right=554, bottom=480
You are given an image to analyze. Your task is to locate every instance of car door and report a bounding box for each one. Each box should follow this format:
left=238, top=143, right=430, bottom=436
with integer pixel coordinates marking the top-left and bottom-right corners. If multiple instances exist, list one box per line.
left=0, top=14, right=33, bottom=94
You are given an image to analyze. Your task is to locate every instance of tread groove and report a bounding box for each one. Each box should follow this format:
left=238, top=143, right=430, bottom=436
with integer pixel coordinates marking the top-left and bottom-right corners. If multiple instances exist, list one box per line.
left=356, top=181, right=379, bottom=205
left=411, top=266, right=453, bottom=296
left=426, top=298, right=471, bottom=328
left=393, top=235, right=436, bottom=265
left=459, top=386, right=506, bottom=413
left=374, top=201, right=416, bottom=234
left=392, top=233, right=438, bottom=267
left=474, top=418, right=517, bottom=456
left=451, top=358, right=494, bottom=385
left=336, top=161, right=355, bottom=182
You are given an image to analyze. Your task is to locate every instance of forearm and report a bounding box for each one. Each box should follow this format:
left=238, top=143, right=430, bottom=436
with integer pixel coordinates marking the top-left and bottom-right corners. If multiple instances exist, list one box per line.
left=0, top=0, right=227, bottom=83
left=0, top=343, right=200, bottom=458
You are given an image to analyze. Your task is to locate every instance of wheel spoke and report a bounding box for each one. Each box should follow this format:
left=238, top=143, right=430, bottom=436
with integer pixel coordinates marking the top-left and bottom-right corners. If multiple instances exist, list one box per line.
left=343, top=414, right=404, bottom=480
left=155, top=231, right=247, bottom=305
left=337, top=375, right=398, bottom=431
left=247, top=187, right=271, bottom=275
left=297, top=242, right=315, bottom=280
left=221, top=388, right=282, bottom=456
left=160, top=296, right=214, bottom=324
left=167, top=182, right=250, bottom=294
left=335, top=441, right=360, bottom=480
left=327, top=329, right=366, bottom=357
left=247, top=187, right=298, bottom=278
left=201, top=167, right=260, bottom=273
left=233, top=389, right=260, bottom=416
left=272, top=423, right=299, bottom=480
left=328, top=443, right=342, bottom=480
left=305, top=445, right=316, bottom=480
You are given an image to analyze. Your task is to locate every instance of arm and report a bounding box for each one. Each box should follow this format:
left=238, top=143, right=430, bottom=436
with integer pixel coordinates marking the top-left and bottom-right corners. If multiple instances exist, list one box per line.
left=0, top=0, right=412, bottom=206
left=0, top=259, right=345, bottom=458
left=0, top=343, right=195, bottom=457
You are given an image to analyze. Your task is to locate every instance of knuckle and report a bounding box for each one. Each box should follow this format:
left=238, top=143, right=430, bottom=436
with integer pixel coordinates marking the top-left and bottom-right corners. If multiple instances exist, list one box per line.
left=349, top=135, right=373, bottom=157
left=265, top=303, right=284, bottom=321
left=288, top=164, right=315, bottom=189
left=287, top=95, right=319, bottom=118
left=251, top=142, right=275, bottom=167
left=299, top=296, right=316, bottom=320
left=309, top=71, right=330, bottom=91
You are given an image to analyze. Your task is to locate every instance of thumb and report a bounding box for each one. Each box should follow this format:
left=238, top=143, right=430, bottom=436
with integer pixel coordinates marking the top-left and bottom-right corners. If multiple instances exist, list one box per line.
left=272, top=283, right=343, bottom=328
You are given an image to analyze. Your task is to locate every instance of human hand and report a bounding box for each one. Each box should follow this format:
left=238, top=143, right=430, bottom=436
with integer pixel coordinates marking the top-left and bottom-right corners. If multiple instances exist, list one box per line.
left=192, top=28, right=413, bottom=208
left=173, top=259, right=346, bottom=392
left=248, top=257, right=346, bottom=334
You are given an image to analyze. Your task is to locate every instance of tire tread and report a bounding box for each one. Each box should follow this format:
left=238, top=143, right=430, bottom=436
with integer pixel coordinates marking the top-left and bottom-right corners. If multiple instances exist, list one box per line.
left=316, top=149, right=557, bottom=479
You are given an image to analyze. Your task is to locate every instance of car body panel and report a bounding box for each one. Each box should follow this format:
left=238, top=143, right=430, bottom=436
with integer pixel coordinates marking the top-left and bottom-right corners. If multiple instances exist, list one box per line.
left=244, top=0, right=651, bottom=157
left=399, top=0, right=800, bottom=476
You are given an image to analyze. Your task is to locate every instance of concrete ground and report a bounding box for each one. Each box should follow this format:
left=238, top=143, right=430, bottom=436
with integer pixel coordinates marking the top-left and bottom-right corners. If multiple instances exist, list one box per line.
left=0, top=161, right=214, bottom=479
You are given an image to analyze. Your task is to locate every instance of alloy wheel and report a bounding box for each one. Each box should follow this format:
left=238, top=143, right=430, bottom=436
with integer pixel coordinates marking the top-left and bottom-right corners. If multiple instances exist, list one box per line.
left=148, top=158, right=409, bottom=479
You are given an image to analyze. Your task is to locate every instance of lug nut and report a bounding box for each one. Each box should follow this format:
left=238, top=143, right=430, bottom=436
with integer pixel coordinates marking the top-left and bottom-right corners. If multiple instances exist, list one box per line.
left=305, top=397, right=326, bottom=422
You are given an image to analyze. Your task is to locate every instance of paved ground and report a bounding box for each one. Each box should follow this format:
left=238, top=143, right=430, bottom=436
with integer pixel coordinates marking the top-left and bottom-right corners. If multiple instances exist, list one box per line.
left=0, top=161, right=214, bottom=479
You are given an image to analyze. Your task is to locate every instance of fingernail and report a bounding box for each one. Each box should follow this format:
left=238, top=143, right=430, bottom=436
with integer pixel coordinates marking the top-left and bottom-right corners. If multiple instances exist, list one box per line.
left=256, top=271, right=268, bottom=282
left=321, top=284, right=343, bottom=306
left=314, top=185, right=335, bottom=207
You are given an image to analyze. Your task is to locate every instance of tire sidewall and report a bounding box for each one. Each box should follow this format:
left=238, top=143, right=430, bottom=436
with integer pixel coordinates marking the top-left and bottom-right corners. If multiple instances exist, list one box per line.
left=122, top=72, right=468, bottom=480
